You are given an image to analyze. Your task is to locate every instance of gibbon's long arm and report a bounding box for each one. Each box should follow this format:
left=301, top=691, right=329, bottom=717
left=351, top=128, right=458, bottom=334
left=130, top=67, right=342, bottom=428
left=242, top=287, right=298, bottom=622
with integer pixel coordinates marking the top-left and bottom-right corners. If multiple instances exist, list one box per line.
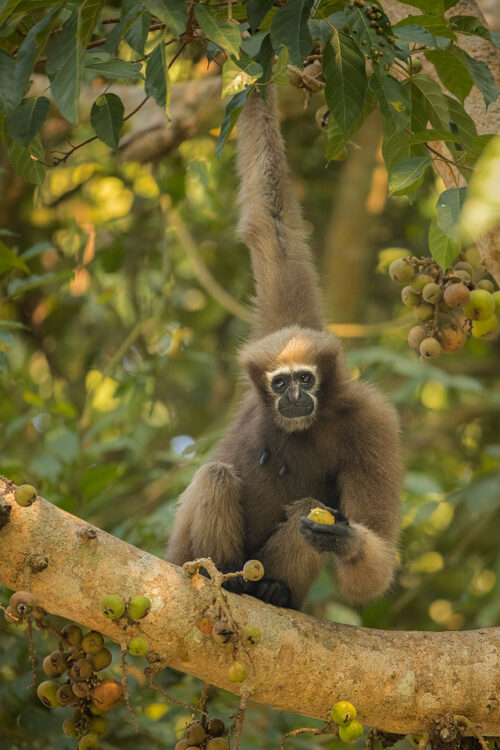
left=237, top=87, right=324, bottom=337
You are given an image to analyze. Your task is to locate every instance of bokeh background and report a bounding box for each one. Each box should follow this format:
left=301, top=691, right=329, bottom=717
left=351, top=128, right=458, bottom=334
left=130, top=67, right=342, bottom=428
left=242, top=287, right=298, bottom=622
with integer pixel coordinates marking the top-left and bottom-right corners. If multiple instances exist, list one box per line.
left=1, top=46, right=499, bottom=750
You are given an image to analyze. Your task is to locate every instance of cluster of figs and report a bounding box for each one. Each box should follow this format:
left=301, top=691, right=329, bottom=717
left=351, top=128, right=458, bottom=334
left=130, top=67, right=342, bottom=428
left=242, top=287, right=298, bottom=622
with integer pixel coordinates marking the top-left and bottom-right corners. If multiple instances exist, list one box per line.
left=388, top=254, right=499, bottom=358
left=5, top=588, right=151, bottom=750
left=176, top=717, right=229, bottom=750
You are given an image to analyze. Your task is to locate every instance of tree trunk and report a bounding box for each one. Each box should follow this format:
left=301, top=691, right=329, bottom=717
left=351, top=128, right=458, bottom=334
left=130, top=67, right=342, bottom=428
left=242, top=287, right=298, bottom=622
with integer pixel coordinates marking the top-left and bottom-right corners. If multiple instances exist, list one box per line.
left=1, top=478, right=499, bottom=738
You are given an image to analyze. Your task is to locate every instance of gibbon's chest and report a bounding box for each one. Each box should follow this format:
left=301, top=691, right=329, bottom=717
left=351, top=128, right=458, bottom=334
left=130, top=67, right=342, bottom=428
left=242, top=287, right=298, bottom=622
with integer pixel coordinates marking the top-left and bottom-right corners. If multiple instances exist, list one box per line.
left=235, top=431, right=341, bottom=552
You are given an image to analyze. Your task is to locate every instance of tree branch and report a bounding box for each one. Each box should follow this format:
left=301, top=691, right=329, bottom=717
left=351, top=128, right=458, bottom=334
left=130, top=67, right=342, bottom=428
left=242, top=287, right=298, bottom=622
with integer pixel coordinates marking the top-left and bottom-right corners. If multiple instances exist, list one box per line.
left=0, top=478, right=499, bottom=738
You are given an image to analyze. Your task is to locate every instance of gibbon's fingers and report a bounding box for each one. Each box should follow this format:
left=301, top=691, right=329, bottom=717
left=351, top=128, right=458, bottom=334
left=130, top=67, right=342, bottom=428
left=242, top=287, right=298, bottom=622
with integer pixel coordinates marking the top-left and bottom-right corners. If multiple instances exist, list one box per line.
left=252, top=578, right=292, bottom=607
left=300, top=516, right=354, bottom=555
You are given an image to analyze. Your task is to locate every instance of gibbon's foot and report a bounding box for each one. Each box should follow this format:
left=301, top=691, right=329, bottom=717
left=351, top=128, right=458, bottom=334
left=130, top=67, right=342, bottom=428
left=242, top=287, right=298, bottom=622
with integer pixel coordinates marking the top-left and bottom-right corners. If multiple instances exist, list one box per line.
left=300, top=513, right=354, bottom=555
left=222, top=574, right=292, bottom=608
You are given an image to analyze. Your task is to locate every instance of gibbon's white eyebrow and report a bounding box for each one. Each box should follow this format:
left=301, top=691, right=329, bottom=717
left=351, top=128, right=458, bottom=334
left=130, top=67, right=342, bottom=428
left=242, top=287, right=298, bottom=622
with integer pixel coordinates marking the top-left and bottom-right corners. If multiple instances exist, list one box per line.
left=266, top=364, right=319, bottom=382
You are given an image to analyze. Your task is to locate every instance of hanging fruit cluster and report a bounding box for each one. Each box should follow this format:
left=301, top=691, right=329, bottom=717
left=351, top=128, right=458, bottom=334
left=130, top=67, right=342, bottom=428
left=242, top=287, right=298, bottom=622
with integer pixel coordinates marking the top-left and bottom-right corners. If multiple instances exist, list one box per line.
left=176, top=718, right=229, bottom=750
left=387, top=254, right=499, bottom=358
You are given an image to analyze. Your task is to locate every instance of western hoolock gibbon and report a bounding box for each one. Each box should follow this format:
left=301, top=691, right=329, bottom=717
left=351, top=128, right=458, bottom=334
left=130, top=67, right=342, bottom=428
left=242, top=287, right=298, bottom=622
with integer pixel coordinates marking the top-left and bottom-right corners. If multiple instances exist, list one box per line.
left=165, top=86, right=402, bottom=610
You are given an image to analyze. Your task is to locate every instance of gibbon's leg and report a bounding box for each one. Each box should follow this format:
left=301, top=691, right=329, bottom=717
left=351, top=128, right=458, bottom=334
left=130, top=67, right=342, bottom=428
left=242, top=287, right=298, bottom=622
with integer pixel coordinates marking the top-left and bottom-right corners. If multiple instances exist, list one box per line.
left=165, top=462, right=244, bottom=569
left=256, top=498, right=328, bottom=609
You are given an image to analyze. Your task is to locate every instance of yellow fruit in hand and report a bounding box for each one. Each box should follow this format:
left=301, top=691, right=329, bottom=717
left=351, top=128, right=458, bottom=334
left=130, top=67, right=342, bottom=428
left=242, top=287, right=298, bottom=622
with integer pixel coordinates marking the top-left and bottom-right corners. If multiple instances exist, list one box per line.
left=307, top=508, right=335, bottom=525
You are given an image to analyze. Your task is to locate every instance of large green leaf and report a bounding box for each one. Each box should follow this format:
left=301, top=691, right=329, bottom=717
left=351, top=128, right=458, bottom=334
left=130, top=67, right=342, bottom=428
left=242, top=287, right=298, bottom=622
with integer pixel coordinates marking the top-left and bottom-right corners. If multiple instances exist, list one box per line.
left=448, top=15, right=491, bottom=40
left=103, top=6, right=144, bottom=54
left=145, top=41, right=168, bottom=110
left=408, top=128, right=464, bottom=145
left=221, top=56, right=263, bottom=99
left=388, top=155, right=431, bottom=195
left=428, top=215, right=460, bottom=269
left=125, top=9, right=152, bottom=54
left=411, top=74, right=450, bottom=131
left=90, top=93, right=124, bottom=149
left=6, top=133, right=45, bottom=185
left=344, top=3, right=395, bottom=73
left=14, top=3, right=63, bottom=103
left=402, top=0, right=444, bottom=11
left=195, top=5, right=241, bottom=59
left=394, top=14, right=455, bottom=39
left=382, top=128, right=426, bottom=173
left=323, top=31, right=367, bottom=134
left=455, top=49, right=498, bottom=108
left=216, top=88, right=249, bottom=159
left=0, top=50, right=18, bottom=115
left=270, top=0, right=314, bottom=66
left=143, top=0, right=187, bottom=37
left=247, top=0, right=274, bottom=34
left=0, top=0, right=22, bottom=26
left=435, top=187, right=467, bottom=243
left=425, top=49, right=473, bottom=102
left=79, top=0, right=103, bottom=48
left=46, top=10, right=85, bottom=124
left=6, top=96, right=49, bottom=146
left=85, top=59, right=144, bottom=80
left=370, top=74, right=410, bottom=130
left=326, top=102, right=372, bottom=162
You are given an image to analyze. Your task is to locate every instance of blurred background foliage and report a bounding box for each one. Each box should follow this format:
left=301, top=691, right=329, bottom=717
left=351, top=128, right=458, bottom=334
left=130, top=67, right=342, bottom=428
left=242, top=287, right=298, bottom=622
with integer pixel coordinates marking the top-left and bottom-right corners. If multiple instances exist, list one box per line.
left=1, top=20, right=499, bottom=750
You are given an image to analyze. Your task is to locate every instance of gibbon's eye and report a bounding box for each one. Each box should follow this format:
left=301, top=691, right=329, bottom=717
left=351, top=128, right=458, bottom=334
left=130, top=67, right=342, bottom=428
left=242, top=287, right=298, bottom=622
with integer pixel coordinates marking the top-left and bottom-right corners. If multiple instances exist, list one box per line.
left=299, top=372, right=314, bottom=386
left=271, top=376, right=287, bottom=392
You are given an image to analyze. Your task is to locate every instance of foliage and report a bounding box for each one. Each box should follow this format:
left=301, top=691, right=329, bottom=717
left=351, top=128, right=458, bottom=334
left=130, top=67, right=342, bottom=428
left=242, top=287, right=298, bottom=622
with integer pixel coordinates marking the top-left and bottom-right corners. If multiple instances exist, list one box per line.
left=0, top=1, right=499, bottom=749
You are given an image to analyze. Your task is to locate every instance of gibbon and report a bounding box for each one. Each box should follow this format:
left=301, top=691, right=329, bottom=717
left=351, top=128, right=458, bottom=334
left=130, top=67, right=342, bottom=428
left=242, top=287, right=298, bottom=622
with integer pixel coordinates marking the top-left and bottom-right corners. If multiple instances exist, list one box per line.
left=165, top=86, right=402, bottom=610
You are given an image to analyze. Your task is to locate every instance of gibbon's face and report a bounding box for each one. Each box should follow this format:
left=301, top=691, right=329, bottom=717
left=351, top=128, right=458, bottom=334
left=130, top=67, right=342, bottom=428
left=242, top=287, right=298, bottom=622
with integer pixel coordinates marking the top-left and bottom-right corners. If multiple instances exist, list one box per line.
left=266, top=364, right=319, bottom=432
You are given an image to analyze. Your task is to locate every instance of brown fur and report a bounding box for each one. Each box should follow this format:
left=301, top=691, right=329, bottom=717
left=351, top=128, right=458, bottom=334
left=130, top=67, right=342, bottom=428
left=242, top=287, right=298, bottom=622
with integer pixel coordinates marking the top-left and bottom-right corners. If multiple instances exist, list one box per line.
left=165, top=87, right=402, bottom=610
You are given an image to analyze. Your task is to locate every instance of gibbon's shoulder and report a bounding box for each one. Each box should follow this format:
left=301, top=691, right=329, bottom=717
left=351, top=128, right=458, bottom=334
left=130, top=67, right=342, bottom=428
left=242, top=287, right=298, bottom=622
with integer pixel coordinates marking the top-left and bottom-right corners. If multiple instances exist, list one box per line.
left=339, top=378, right=401, bottom=438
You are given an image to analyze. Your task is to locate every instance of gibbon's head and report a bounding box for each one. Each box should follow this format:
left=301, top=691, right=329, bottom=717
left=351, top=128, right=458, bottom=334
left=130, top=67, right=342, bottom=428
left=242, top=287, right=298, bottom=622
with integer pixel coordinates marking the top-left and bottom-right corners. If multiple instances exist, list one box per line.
left=240, top=326, right=348, bottom=433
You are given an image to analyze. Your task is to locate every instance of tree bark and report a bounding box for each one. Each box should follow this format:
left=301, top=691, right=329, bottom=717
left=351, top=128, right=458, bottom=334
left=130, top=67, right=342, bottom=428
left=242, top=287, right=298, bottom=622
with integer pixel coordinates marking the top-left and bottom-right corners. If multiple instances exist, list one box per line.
left=384, top=0, right=500, bottom=285
left=0, top=478, right=499, bottom=738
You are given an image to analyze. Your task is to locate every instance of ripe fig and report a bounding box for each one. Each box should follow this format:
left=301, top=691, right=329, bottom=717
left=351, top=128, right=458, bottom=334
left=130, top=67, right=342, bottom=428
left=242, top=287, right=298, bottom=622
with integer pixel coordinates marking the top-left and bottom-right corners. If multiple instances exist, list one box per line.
left=407, top=325, right=428, bottom=350
left=14, top=484, right=38, bottom=507
left=82, top=631, right=104, bottom=655
left=77, top=733, right=100, bottom=750
left=62, top=717, right=78, bottom=737
left=411, top=273, right=434, bottom=292
left=207, top=717, right=225, bottom=737
left=56, top=683, right=76, bottom=706
left=471, top=314, right=498, bottom=338
left=195, top=616, right=215, bottom=635
left=37, top=680, right=61, bottom=708
left=72, top=681, right=91, bottom=698
left=443, top=283, right=470, bottom=308
left=454, top=261, right=473, bottom=275
left=175, top=741, right=188, bottom=750
left=389, top=258, right=414, bottom=284
left=127, top=636, right=149, bottom=656
left=242, top=560, right=265, bottom=581
left=101, top=595, right=125, bottom=620
left=186, top=722, right=206, bottom=745
left=70, top=658, right=93, bottom=681
left=414, top=302, right=434, bottom=322
left=43, top=650, right=66, bottom=678
left=438, top=323, right=466, bottom=353
left=401, top=286, right=420, bottom=307
left=464, top=289, right=495, bottom=321
left=127, top=595, right=151, bottom=620
left=89, top=716, right=107, bottom=735
left=61, top=624, right=82, bottom=648
left=331, top=700, right=357, bottom=725
left=227, top=661, right=248, bottom=682
left=339, top=720, right=364, bottom=743
left=493, top=290, right=500, bottom=313
left=206, top=740, right=230, bottom=750
left=92, top=679, right=123, bottom=711
left=241, top=624, right=262, bottom=647
left=89, top=648, right=112, bottom=671
left=212, top=620, right=236, bottom=644
left=9, top=591, right=35, bottom=618
left=419, top=337, right=441, bottom=359
left=422, top=282, right=441, bottom=304
left=307, top=507, right=335, bottom=524
left=476, top=279, right=494, bottom=293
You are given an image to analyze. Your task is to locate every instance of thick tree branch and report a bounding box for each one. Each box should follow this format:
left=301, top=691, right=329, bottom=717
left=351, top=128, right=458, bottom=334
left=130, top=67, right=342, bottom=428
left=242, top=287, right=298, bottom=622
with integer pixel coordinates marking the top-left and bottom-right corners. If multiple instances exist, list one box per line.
left=0, top=477, right=499, bottom=738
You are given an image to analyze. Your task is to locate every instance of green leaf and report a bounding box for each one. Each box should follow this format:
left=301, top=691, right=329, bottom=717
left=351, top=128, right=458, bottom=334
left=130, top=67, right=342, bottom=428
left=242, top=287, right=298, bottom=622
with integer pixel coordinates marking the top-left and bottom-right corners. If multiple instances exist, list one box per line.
left=402, top=0, right=444, bottom=12
left=408, top=128, right=463, bottom=145
left=270, top=0, right=314, bottom=67
left=388, top=155, right=431, bottom=195
left=221, top=56, right=263, bottom=99
left=411, top=74, right=450, bottom=131
left=46, top=10, right=85, bottom=124
left=425, top=49, right=473, bottom=102
left=14, top=3, right=63, bottom=104
left=86, top=59, right=144, bottom=80
left=445, top=95, right=476, bottom=146
left=455, top=50, right=498, bottom=108
left=195, top=5, right=241, bottom=59
left=393, top=24, right=436, bottom=46
left=248, top=0, right=274, bottom=34
left=6, top=97, right=49, bottom=146
left=326, top=101, right=372, bottom=162
left=216, top=88, right=249, bottom=159
left=344, top=3, right=395, bottom=72
left=382, top=128, right=426, bottom=173
left=428, top=215, right=460, bottom=268
left=103, top=7, right=144, bottom=54
left=370, top=74, right=410, bottom=130
left=272, top=44, right=289, bottom=85
left=241, top=30, right=269, bottom=58
left=254, top=33, right=274, bottom=90
left=0, top=50, right=19, bottom=115
left=0, top=319, right=26, bottom=330
left=394, top=15, right=455, bottom=39
left=0, top=0, right=22, bottom=26
left=448, top=15, right=491, bottom=40
left=143, top=0, right=187, bottom=37
left=125, top=10, right=152, bottom=54
left=436, top=187, right=467, bottom=243
left=323, top=31, right=367, bottom=135
left=145, top=41, right=168, bottom=110
left=90, top=93, right=124, bottom=149
left=7, top=133, right=45, bottom=184
left=79, top=0, right=103, bottom=48
left=7, top=269, right=73, bottom=296
left=0, top=240, right=29, bottom=274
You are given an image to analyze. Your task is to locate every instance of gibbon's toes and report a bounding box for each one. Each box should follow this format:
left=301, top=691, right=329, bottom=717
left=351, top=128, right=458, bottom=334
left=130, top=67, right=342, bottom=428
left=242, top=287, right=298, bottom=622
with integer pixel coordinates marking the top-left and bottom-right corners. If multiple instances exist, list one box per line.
left=253, top=578, right=292, bottom=608
left=221, top=575, right=248, bottom=595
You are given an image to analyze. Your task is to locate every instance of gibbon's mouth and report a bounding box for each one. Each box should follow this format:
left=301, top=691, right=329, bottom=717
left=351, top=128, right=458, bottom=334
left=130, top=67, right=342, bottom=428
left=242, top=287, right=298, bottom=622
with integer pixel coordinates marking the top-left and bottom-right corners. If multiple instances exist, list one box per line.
left=279, top=403, right=315, bottom=418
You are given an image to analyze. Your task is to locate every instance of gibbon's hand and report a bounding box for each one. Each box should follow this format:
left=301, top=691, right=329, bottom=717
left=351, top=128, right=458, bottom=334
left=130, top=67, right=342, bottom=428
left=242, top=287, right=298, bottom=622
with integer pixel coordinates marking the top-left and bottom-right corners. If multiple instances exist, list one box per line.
left=300, top=512, right=354, bottom=556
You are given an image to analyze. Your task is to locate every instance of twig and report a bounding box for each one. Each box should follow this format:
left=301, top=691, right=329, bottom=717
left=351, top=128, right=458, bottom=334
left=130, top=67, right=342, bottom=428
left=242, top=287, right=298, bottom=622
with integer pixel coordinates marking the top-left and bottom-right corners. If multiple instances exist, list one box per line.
left=146, top=671, right=200, bottom=713
left=454, top=716, right=489, bottom=750
left=166, top=207, right=252, bottom=324
left=417, top=736, right=429, bottom=750
left=120, top=647, right=139, bottom=731
left=280, top=723, right=336, bottom=750
left=199, top=681, right=211, bottom=720
left=228, top=691, right=252, bottom=750
left=26, top=619, right=37, bottom=690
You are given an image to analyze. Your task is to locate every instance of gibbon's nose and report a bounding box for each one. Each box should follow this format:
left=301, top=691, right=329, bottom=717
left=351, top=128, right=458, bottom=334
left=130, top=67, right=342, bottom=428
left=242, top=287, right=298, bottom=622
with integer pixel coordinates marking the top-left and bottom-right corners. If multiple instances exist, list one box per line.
left=287, top=382, right=301, bottom=403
